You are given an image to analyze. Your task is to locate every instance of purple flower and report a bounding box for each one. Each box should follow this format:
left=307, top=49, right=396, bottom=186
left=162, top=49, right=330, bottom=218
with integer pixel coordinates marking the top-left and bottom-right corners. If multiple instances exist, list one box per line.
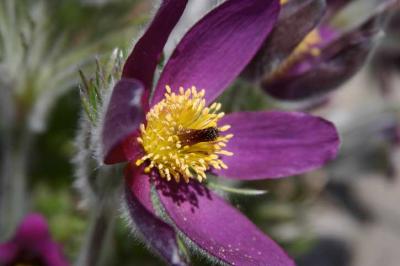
left=102, top=0, right=339, bottom=265
left=243, top=0, right=398, bottom=101
left=0, top=214, right=68, bottom=266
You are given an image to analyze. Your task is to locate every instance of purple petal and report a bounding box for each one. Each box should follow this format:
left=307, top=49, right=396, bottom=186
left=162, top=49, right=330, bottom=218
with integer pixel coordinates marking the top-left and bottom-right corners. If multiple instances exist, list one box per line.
left=151, top=0, right=280, bottom=106
left=122, top=0, right=188, bottom=110
left=0, top=243, right=17, bottom=265
left=14, top=214, right=51, bottom=244
left=262, top=13, right=382, bottom=100
left=272, top=25, right=338, bottom=77
left=155, top=180, right=295, bottom=265
left=102, top=79, right=145, bottom=164
left=0, top=214, right=68, bottom=266
left=214, top=111, right=339, bottom=180
left=125, top=166, right=189, bottom=266
left=242, top=0, right=326, bottom=82
left=39, top=243, right=69, bottom=266
left=126, top=164, right=156, bottom=213
left=263, top=43, right=369, bottom=100
left=17, top=214, right=67, bottom=266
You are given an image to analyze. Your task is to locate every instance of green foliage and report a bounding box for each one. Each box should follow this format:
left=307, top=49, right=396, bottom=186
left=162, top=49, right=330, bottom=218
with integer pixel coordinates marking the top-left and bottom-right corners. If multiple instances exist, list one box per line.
left=0, top=0, right=145, bottom=123
left=207, top=180, right=268, bottom=197
left=79, top=49, right=124, bottom=124
left=33, top=184, right=87, bottom=259
left=218, top=80, right=272, bottom=113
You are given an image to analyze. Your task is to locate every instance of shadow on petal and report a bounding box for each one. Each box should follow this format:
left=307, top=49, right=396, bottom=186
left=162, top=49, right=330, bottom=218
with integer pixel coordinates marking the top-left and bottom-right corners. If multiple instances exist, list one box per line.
left=155, top=179, right=212, bottom=213
left=124, top=167, right=189, bottom=266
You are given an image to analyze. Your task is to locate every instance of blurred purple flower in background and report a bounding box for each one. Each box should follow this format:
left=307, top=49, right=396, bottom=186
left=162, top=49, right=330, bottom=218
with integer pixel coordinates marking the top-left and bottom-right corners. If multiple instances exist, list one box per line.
left=243, top=0, right=399, bottom=101
left=101, top=0, right=340, bottom=265
left=0, top=213, right=68, bottom=266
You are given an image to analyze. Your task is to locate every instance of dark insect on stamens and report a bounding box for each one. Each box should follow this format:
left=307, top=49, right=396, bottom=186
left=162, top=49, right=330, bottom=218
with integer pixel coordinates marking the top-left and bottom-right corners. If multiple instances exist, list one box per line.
left=178, top=127, right=219, bottom=146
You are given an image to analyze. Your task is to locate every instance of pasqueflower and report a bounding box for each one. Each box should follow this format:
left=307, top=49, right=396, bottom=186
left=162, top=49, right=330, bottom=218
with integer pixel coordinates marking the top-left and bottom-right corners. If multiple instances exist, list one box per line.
left=0, top=214, right=68, bottom=266
left=102, top=0, right=339, bottom=265
left=244, top=0, right=398, bottom=100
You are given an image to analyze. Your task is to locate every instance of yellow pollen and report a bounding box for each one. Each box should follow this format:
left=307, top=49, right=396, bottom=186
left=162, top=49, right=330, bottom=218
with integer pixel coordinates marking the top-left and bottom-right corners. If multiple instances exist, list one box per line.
left=136, top=86, right=233, bottom=183
left=266, top=29, right=322, bottom=81
left=293, top=29, right=322, bottom=57
left=280, top=0, right=289, bottom=5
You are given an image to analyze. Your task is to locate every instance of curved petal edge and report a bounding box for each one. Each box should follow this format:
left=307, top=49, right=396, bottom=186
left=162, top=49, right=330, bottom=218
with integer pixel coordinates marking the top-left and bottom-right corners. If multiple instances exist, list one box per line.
left=151, top=0, right=280, bottom=106
left=102, top=79, right=144, bottom=164
left=124, top=167, right=189, bottom=266
left=214, top=111, right=340, bottom=180
left=154, top=180, right=295, bottom=266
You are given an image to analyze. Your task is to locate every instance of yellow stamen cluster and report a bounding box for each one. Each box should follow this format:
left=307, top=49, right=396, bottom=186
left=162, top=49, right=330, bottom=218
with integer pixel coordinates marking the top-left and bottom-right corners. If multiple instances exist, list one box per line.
left=136, top=86, right=233, bottom=183
left=266, top=29, right=322, bottom=81
left=280, top=0, right=289, bottom=5
left=293, top=29, right=322, bottom=58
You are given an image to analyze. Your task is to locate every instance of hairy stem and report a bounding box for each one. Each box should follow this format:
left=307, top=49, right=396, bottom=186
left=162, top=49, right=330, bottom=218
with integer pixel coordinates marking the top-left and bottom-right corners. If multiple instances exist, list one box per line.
left=76, top=204, right=116, bottom=266
left=75, top=168, right=121, bottom=266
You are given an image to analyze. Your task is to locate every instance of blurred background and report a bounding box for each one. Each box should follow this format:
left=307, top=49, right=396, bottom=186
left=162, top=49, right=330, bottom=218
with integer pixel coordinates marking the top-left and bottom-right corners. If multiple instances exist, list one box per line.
left=1, top=0, right=400, bottom=265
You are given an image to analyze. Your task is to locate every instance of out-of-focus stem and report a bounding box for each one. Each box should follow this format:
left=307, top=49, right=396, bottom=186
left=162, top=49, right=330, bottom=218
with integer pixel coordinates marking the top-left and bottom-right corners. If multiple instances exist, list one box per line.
left=76, top=204, right=116, bottom=266
left=75, top=169, right=121, bottom=266
left=0, top=127, right=33, bottom=240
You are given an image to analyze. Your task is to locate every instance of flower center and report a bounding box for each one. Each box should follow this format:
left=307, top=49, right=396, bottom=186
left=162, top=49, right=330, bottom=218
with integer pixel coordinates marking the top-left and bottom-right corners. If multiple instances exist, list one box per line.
left=136, top=86, right=233, bottom=183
